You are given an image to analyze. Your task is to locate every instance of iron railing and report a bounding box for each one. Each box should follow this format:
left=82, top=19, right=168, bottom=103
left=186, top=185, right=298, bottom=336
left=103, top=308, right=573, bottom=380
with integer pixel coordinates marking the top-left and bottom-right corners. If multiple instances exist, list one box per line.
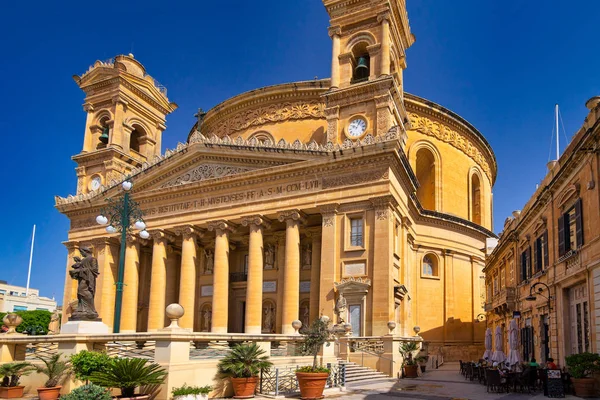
left=258, top=363, right=345, bottom=396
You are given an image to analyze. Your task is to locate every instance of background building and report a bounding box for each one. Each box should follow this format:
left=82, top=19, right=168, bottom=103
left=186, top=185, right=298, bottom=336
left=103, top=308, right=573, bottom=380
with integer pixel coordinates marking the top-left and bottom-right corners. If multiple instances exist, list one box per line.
left=484, top=96, right=600, bottom=371
left=0, top=281, right=57, bottom=313
left=55, top=0, right=497, bottom=360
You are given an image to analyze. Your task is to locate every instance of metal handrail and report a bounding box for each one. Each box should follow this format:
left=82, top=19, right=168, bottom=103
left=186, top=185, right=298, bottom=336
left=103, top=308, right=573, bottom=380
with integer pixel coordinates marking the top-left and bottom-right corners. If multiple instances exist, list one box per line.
left=348, top=343, right=395, bottom=365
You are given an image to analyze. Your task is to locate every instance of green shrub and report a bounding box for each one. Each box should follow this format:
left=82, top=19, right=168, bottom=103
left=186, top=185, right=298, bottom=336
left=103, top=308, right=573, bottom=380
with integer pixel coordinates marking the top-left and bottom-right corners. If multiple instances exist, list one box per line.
left=61, top=384, right=112, bottom=400
left=0, top=310, right=52, bottom=334
left=90, top=357, right=167, bottom=397
left=70, top=351, right=113, bottom=383
left=565, top=352, right=600, bottom=379
left=0, top=362, right=34, bottom=387
left=172, top=383, right=212, bottom=396
left=296, top=365, right=330, bottom=374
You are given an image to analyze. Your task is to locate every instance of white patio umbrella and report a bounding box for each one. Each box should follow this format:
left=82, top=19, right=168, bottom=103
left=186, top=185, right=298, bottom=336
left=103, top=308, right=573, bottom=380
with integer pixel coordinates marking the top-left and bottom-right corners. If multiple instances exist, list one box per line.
left=506, top=319, right=521, bottom=366
left=483, top=327, right=493, bottom=361
left=491, top=325, right=506, bottom=363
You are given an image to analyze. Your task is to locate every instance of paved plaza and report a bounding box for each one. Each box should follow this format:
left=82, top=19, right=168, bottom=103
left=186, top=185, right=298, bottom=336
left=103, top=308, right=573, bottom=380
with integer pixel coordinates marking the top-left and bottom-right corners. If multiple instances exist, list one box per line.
left=262, top=363, right=584, bottom=400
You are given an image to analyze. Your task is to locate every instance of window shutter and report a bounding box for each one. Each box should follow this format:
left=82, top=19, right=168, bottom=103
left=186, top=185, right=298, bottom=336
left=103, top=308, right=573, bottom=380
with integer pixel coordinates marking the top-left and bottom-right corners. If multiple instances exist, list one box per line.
left=558, top=215, right=565, bottom=256
left=526, top=247, right=532, bottom=279
left=521, top=252, right=527, bottom=282
left=532, top=241, right=538, bottom=273
left=543, top=230, right=549, bottom=268
left=575, top=198, right=583, bottom=248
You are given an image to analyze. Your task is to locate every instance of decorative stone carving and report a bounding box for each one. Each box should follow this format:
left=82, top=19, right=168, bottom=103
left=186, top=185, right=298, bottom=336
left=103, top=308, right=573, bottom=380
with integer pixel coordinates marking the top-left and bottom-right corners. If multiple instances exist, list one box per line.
left=241, top=215, right=272, bottom=229
left=204, top=249, right=214, bottom=274
left=408, top=112, right=492, bottom=181
left=277, top=209, right=307, bottom=224
left=264, top=243, right=276, bottom=270
left=207, top=220, right=237, bottom=234
left=322, top=168, right=389, bottom=189
left=160, top=164, right=254, bottom=189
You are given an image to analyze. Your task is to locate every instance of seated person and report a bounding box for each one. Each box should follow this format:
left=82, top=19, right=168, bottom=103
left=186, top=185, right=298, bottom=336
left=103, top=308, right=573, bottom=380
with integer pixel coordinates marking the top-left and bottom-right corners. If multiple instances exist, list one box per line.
left=546, top=357, right=558, bottom=370
left=529, top=358, right=540, bottom=367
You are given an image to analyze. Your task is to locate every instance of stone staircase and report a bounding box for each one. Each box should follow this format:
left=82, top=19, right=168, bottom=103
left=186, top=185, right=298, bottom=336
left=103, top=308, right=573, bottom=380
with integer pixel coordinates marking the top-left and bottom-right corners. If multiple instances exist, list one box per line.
left=338, top=359, right=391, bottom=384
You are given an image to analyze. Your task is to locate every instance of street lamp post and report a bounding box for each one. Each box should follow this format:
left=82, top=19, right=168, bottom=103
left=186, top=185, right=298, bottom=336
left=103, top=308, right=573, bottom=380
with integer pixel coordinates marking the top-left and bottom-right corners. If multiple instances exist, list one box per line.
left=96, top=180, right=149, bottom=333
left=525, top=282, right=552, bottom=311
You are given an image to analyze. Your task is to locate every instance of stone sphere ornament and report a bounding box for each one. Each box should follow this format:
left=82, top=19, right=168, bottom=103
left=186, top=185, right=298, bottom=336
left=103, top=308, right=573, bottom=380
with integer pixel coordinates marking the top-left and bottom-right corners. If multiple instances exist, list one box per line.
left=291, top=320, right=302, bottom=333
left=413, top=326, right=421, bottom=336
left=165, top=303, right=185, bottom=329
left=3, top=313, right=23, bottom=334
left=343, top=323, right=352, bottom=336
left=387, top=321, right=397, bottom=334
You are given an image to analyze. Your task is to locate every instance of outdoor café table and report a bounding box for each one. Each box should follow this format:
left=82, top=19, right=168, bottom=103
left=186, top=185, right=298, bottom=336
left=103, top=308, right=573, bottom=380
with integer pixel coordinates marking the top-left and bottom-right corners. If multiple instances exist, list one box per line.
left=504, top=371, right=518, bottom=392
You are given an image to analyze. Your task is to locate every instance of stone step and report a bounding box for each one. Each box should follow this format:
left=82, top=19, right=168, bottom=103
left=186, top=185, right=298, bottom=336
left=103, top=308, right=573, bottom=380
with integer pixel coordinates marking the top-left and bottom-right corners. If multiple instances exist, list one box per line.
left=336, top=359, right=391, bottom=384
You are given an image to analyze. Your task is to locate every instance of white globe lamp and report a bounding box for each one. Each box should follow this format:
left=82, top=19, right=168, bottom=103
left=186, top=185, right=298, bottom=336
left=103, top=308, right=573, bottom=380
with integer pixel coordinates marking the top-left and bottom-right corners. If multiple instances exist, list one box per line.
left=96, top=215, right=108, bottom=225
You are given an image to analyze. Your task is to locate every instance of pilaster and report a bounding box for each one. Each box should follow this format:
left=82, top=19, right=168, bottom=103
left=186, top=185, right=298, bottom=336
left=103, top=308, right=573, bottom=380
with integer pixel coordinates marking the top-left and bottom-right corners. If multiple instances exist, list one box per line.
left=319, top=203, right=339, bottom=322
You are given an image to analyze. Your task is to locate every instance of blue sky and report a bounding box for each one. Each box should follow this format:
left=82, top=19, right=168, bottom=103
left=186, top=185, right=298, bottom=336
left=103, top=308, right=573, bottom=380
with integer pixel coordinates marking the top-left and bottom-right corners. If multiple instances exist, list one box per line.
left=1, top=1, right=598, bottom=301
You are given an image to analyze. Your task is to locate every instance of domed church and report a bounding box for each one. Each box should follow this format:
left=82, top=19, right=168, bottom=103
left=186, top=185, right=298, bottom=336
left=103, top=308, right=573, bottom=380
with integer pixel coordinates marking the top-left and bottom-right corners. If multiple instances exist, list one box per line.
left=56, top=0, right=496, bottom=359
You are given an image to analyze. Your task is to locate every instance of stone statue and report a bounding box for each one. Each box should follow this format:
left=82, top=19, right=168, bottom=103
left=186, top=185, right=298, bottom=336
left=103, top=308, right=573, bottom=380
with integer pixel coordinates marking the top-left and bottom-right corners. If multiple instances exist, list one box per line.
left=69, top=247, right=99, bottom=320
left=264, top=243, right=275, bottom=269
left=204, top=249, right=214, bottom=274
left=302, top=244, right=312, bottom=269
left=203, top=309, right=212, bottom=331
left=301, top=304, right=310, bottom=328
left=335, top=293, right=347, bottom=324
left=263, top=305, right=274, bottom=332
left=48, top=309, right=60, bottom=334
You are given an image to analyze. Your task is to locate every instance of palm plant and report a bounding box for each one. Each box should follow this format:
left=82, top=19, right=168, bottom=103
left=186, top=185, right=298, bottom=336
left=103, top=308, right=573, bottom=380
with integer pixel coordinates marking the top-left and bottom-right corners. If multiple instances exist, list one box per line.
left=89, top=357, right=167, bottom=398
left=217, top=343, right=273, bottom=378
left=0, top=362, right=34, bottom=387
left=35, top=354, right=71, bottom=387
left=399, top=341, right=423, bottom=366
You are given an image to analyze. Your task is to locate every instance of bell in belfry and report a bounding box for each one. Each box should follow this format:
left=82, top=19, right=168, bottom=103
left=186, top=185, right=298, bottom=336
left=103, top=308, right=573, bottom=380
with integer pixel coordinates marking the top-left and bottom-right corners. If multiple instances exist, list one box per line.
left=99, top=126, right=109, bottom=144
left=354, top=56, right=369, bottom=80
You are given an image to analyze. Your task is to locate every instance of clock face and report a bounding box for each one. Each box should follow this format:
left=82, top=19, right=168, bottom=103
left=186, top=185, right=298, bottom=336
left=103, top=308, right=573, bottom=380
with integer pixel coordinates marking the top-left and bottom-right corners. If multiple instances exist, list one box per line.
left=347, top=118, right=367, bottom=138
left=90, top=176, right=102, bottom=191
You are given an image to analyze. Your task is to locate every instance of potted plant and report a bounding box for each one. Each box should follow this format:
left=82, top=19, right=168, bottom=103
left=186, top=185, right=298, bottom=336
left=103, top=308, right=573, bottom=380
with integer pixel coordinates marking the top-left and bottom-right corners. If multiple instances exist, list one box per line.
left=565, top=352, right=600, bottom=398
left=217, top=343, right=272, bottom=399
left=35, top=354, right=71, bottom=400
left=61, top=384, right=112, bottom=400
left=296, top=317, right=335, bottom=400
left=0, top=362, right=34, bottom=398
left=70, top=350, right=113, bottom=384
left=399, top=341, right=423, bottom=378
left=90, top=357, right=167, bottom=399
left=172, top=383, right=212, bottom=400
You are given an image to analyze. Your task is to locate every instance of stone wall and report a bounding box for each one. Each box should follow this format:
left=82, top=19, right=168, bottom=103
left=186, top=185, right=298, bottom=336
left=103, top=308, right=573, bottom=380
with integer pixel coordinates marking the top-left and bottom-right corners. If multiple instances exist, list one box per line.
left=429, top=344, right=485, bottom=362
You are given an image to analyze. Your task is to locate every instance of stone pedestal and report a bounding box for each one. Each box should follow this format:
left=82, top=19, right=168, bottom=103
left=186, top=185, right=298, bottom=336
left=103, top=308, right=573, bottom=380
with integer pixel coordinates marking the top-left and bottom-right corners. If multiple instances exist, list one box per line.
left=60, top=320, right=110, bottom=334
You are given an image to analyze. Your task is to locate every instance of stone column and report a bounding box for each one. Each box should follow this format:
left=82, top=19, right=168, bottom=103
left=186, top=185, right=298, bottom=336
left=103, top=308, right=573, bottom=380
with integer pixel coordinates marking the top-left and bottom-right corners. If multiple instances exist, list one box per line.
left=92, top=238, right=118, bottom=328
left=307, top=228, right=322, bottom=323
left=147, top=230, right=170, bottom=331
left=443, top=250, right=454, bottom=342
left=61, top=241, right=79, bottom=324
left=379, top=12, right=391, bottom=76
left=328, top=26, right=342, bottom=88
left=371, top=196, right=397, bottom=336
left=241, top=216, right=271, bottom=334
left=109, top=98, right=127, bottom=150
left=319, top=204, right=339, bottom=322
left=176, top=226, right=202, bottom=330
left=278, top=210, right=306, bottom=334
left=121, top=235, right=140, bottom=332
left=208, top=220, right=236, bottom=333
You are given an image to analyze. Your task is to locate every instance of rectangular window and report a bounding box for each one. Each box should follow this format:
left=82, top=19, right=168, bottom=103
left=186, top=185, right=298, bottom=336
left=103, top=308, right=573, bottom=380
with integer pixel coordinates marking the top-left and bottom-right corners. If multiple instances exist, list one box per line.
left=500, top=267, right=505, bottom=288
left=493, top=275, right=498, bottom=294
left=0, top=289, right=5, bottom=294
left=12, top=305, right=27, bottom=312
left=350, top=217, right=363, bottom=247
left=9, top=291, right=18, bottom=296
left=520, top=248, right=531, bottom=282
left=534, top=231, right=547, bottom=273
left=558, top=198, right=583, bottom=256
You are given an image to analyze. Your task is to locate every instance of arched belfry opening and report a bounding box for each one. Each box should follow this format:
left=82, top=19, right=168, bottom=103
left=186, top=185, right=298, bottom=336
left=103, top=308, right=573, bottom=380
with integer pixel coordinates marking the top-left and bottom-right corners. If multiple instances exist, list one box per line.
left=129, top=125, right=144, bottom=154
left=415, top=148, right=437, bottom=210
left=471, top=173, right=482, bottom=225
left=351, top=42, right=370, bottom=83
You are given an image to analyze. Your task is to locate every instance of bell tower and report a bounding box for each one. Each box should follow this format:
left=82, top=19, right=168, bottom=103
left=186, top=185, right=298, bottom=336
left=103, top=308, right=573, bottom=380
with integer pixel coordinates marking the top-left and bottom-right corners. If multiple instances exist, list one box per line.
left=72, top=54, right=178, bottom=194
left=322, top=0, right=414, bottom=144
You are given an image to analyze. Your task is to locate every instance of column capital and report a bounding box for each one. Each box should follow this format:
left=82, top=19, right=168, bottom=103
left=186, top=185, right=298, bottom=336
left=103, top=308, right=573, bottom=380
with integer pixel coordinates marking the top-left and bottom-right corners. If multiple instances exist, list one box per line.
left=277, top=209, right=307, bottom=224
left=241, top=215, right=272, bottom=229
left=207, top=220, right=237, bottom=234
left=149, top=229, right=175, bottom=243
left=328, top=25, right=342, bottom=37
left=377, top=11, right=391, bottom=23
left=62, top=241, right=80, bottom=251
left=90, top=237, right=119, bottom=247
left=125, top=233, right=139, bottom=244
left=173, top=225, right=203, bottom=240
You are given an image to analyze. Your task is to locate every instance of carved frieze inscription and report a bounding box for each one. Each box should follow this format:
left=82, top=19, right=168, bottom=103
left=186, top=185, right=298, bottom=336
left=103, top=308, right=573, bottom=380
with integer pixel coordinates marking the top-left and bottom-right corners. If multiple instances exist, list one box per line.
left=160, top=164, right=254, bottom=189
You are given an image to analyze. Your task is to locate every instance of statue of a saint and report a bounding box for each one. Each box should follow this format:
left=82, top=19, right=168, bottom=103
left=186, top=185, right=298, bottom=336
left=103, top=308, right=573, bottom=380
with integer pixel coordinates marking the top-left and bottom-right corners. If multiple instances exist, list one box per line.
left=205, top=250, right=214, bottom=274
left=69, top=247, right=100, bottom=320
left=335, top=293, right=347, bottom=324
left=48, top=309, right=60, bottom=334
left=264, top=244, right=274, bottom=269
left=302, top=244, right=312, bottom=269
left=203, top=309, right=212, bottom=331
left=301, top=304, right=310, bottom=328
left=263, top=305, right=274, bottom=332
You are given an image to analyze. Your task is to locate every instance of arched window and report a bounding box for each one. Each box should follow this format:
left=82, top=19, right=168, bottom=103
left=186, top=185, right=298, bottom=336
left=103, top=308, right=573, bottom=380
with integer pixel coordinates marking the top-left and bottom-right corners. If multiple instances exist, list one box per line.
left=249, top=131, right=275, bottom=144
left=471, top=173, right=482, bottom=225
left=422, top=254, right=438, bottom=277
left=415, top=148, right=436, bottom=210
left=351, top=42, right=370, bottom=83
left=130, top=126, right=143, bottom=153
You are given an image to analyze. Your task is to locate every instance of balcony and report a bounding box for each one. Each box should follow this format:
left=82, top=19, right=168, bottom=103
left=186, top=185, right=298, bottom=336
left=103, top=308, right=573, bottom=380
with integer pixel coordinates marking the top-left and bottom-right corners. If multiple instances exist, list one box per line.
left=490, top=287, right=516, bottom=315
left=229, top=272, right=248, bottom=282
left=484, top=302, right=493, bottom=312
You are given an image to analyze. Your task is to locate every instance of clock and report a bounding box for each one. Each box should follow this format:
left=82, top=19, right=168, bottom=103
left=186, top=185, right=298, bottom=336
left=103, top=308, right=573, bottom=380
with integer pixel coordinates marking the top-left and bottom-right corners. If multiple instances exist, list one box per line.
left=347, top=117, right=367, bottom=138
left=90, top=175, right=102, bottom=191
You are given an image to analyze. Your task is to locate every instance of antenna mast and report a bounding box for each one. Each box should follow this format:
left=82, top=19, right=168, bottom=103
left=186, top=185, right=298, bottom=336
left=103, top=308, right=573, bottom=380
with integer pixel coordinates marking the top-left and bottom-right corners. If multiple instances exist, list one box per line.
left=555, top=104, right=560, bottom=160
left=26, top=224, right=35, bottom=297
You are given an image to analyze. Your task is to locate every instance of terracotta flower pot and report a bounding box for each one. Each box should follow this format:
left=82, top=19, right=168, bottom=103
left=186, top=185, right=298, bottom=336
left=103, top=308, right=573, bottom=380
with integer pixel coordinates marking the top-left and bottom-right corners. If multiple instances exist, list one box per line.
left=296, top=372, right=329, bottom=400
left=403, top=365, right=419, bottom=378
left=114, top=395, right=150, bottom=400
left=37, top=386, right=62, bottom=400
left=0, top=386, right=24, bottom=399
left=230, top=376, right=258, bottom=399
left=571, top=377, right=596, bottom=398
